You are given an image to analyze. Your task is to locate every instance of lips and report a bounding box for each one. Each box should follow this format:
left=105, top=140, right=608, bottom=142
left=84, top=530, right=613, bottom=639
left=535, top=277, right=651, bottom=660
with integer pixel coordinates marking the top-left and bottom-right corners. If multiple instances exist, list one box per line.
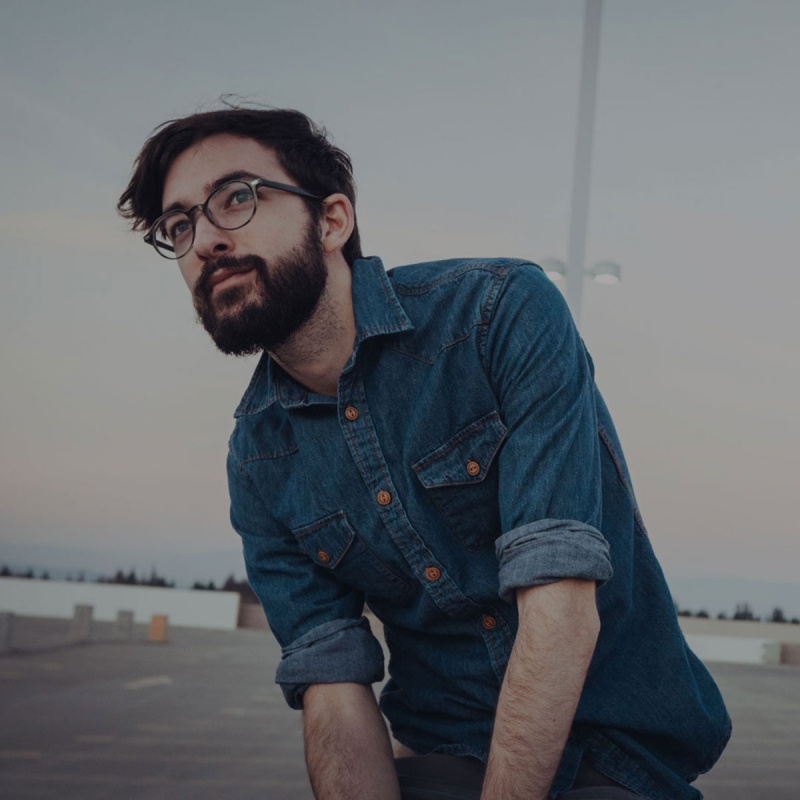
left=208, top=266, right=253, bottom=291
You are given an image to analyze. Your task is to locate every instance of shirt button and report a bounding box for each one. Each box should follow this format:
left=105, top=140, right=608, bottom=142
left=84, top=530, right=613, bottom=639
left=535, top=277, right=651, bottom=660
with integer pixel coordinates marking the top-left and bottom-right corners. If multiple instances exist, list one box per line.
left=482, top=615, right=497, bottom=630
left=377, top=490, right=392, bottom=506
left=344, top=406, right=359, bottom=421
left=466, top=460, right=481, bottom=476
left=317, top=550, right=331, bottom=564
left=424, top=566, right=441, bottom=582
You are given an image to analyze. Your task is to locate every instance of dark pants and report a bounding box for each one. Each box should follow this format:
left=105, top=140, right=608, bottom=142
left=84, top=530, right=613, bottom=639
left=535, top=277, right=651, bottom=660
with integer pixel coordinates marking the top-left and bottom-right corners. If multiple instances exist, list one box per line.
left=395, top=755, right=646, bottom=799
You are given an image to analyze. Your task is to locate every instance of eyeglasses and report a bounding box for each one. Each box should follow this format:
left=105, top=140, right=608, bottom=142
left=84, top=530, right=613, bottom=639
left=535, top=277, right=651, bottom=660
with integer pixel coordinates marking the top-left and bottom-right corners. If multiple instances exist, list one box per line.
left=144, top=177, right=323, bottom=259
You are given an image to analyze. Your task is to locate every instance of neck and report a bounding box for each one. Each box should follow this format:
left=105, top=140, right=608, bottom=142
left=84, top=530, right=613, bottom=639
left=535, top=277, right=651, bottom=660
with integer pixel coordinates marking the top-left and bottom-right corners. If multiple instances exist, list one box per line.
left=269, top=256, right=355, bottom=397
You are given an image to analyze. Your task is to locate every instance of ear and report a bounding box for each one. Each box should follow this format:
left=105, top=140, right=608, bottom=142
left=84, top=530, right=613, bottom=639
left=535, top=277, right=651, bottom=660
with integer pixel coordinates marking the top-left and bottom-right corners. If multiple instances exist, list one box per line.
left=318, top=193, right=355, bottom=255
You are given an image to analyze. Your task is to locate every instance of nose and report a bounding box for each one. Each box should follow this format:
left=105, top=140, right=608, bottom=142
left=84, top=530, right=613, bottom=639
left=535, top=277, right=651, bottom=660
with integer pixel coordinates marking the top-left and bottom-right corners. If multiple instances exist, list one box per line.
left=192, top=213, right=235, bottom=260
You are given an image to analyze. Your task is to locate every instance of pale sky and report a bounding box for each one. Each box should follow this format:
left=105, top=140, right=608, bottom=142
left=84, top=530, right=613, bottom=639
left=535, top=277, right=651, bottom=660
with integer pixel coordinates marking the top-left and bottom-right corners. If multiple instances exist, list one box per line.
left=1, top=0, right=798, bottom=588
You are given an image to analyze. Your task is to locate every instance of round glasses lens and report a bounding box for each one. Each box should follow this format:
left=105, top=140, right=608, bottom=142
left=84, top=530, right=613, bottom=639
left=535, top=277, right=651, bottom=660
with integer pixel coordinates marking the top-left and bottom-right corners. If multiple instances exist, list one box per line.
left=153, top=211, right=193, bottom=259
left=207, top=181, right=257, bottom=230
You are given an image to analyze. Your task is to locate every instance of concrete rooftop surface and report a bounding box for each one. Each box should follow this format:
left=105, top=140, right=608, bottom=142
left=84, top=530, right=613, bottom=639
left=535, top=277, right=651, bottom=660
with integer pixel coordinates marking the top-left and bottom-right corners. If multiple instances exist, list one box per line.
left=1, top=617, right=798, bottom=799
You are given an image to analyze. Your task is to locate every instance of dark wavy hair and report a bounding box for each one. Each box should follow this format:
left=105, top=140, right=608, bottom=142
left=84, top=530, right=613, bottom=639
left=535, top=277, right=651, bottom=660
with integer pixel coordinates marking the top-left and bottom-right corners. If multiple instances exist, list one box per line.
left=117, top=104, right=362, bottom=264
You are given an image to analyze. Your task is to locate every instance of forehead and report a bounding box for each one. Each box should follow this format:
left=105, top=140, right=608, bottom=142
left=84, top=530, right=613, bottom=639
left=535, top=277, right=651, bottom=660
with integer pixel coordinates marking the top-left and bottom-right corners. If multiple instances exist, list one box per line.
left=161, top=134, right=291, bottom=211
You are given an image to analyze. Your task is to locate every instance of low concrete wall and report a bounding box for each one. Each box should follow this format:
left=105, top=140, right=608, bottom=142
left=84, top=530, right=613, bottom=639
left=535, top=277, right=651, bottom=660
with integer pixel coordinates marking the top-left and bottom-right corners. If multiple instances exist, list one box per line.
left=678, top=616, right=800, bottom=643
left=0, top=578, right=239, bottom=631
left=678, top=617, right=800, bottom=666
left=684, top=634, right=781, bottom=666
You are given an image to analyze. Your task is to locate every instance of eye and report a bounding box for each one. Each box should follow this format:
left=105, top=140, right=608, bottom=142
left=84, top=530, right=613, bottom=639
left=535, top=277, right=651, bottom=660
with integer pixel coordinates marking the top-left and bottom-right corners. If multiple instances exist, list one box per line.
left=219, top=184, right=255, bottom=211
left=208, top=181, right=257, bottom=224
left=168, top=218, right=192, bottom=241
left=229, top=189, right=252, bottom=206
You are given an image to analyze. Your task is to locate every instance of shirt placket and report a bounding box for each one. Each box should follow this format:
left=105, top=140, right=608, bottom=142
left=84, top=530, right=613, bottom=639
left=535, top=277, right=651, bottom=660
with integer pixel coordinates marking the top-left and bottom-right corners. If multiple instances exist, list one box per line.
left=338, top=357, right=497, bottom=627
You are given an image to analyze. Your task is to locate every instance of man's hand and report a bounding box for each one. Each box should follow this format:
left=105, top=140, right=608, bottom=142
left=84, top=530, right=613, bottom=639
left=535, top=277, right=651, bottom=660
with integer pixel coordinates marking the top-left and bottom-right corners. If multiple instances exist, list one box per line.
left=303, top=682, right=401, bottom=800
left=481, top=579, right=600, bottom=800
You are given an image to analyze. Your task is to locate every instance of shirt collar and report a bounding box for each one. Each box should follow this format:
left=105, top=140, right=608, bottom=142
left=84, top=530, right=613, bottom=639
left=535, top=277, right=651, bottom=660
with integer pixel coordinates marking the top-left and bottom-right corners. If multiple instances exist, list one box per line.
left=234, top=256, right=413, bottom=416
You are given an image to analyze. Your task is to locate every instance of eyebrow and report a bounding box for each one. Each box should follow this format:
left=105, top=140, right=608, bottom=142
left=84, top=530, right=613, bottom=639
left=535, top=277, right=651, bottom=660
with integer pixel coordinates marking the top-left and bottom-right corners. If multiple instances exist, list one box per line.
left=162, top=170, right=262, bottom=214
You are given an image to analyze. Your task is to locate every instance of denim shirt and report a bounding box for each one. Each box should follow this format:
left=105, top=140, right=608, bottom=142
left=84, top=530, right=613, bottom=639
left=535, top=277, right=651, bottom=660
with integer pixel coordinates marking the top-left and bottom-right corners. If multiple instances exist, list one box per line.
left=227, top=256, right=731, bottom=799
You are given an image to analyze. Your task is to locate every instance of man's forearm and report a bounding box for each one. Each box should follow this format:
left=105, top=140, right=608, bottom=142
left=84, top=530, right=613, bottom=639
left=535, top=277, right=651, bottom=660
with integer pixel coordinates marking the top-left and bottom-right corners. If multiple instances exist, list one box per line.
left=303, top=682, right=401, bottom=800
left=481, top=579, right=600, bottom=800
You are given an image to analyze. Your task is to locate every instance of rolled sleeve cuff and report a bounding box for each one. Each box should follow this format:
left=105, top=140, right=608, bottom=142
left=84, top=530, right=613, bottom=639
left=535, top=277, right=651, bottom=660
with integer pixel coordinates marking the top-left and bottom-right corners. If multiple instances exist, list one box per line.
left=275, top=617, right=385, bottom=709
left=495, top=518, right=613, bottom=604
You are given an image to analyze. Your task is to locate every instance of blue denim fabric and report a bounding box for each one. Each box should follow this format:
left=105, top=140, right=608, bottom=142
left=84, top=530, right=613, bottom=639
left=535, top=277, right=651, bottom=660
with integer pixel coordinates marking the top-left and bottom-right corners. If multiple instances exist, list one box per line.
left=228, top=257, right=731, bottom=800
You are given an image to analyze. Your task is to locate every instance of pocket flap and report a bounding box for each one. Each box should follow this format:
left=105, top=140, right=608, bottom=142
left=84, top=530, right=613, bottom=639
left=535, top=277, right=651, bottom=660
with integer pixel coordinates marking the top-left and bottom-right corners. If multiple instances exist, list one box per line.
left=413, top=411, right=507, bottom=490
left=292, top=511, right=355, bottom=568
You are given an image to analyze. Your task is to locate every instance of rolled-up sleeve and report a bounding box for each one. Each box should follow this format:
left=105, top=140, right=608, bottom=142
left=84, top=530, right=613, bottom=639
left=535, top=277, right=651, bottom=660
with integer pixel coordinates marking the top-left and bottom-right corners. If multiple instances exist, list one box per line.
left=276, top=617, right=385, bottom=708
left=228, top=451, right=384, bottom=709
left=483, top=263, right=613, bottom=596
left=495, top=519, right=612, bottom=603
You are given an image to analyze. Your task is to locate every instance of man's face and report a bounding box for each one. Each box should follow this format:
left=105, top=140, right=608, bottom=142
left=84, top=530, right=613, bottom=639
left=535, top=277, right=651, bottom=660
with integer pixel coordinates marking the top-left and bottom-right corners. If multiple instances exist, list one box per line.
left=161, top=134, right=327, bottom=355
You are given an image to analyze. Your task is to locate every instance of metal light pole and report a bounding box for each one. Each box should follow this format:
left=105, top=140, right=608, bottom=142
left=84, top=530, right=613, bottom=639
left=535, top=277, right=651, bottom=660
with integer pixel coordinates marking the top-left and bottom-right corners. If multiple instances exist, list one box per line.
left=566, top=0, right=604, bottom=329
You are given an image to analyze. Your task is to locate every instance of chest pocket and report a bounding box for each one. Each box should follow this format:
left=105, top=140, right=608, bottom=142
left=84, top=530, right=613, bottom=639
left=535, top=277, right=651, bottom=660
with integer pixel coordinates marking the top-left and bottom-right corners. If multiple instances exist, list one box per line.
left=291, top=511, right=409, bottom=604
left=412, top=411, right=507, bottom=551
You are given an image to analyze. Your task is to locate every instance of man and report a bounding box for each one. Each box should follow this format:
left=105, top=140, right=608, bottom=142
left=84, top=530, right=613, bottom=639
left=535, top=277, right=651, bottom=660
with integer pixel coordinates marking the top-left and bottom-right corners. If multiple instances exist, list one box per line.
left=118, top=106, right=731, bottom=800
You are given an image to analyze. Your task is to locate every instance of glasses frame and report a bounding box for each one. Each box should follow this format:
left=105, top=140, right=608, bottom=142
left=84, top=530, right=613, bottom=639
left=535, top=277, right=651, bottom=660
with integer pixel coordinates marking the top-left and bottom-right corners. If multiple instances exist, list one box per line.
left=144, top=177, right=324, bottom=259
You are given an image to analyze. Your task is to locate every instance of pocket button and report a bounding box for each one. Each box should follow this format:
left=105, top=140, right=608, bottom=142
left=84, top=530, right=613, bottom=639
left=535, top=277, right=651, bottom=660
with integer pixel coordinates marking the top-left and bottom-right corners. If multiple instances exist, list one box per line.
left=466, top=460, right=481, bottom=476
left=317, top=550, right=331, bottom=564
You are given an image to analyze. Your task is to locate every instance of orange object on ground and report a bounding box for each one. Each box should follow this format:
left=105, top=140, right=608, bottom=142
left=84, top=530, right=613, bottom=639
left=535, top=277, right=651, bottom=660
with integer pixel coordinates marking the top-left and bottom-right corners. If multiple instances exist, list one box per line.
left=148, top=614, right=168, bottom=642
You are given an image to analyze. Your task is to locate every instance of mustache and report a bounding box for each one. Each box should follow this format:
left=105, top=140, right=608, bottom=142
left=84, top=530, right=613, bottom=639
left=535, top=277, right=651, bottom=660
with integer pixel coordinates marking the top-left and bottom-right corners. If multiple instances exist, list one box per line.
left=195, top=254, right=267, bottom=296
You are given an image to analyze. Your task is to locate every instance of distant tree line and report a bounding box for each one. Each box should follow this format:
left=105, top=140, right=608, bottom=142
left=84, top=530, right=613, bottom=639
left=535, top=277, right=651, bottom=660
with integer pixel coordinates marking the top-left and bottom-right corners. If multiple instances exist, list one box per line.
left=0, top=564, right=258, bottom=604
left=675, top=600, right=800, bottom=624
left=97, top=568, right=175, bottom=588
left=1, top=565, right=51, bottom=580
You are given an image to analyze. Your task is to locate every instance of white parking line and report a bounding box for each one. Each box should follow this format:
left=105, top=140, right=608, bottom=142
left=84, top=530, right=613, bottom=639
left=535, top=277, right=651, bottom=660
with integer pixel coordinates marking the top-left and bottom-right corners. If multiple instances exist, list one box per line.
left=124, top=675, right=173, bottom=690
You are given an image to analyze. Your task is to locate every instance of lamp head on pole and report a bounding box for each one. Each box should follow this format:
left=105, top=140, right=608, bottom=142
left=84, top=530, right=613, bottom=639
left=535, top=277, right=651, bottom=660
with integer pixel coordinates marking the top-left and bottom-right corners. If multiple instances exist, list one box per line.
left=588, top=260, right=621, bottom=285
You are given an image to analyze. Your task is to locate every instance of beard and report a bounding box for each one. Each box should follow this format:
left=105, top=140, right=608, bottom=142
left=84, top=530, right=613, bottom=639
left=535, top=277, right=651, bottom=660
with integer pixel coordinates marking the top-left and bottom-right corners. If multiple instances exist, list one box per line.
left=192, top=223, right=328, bottom=356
